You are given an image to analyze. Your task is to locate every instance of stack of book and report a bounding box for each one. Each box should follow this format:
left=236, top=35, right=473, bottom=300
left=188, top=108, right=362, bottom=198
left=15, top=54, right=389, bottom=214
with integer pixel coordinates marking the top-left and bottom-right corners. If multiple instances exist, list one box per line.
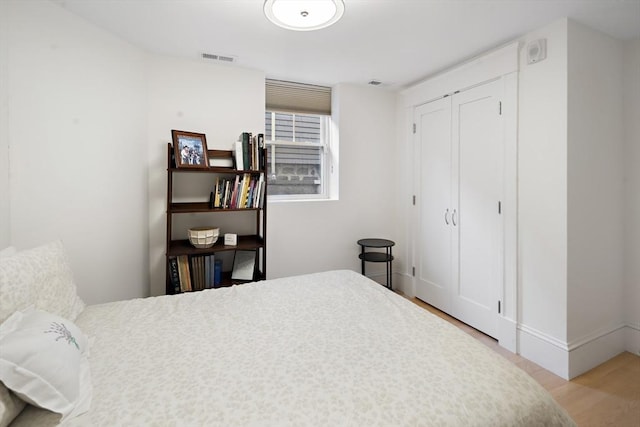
left=233, top=132, right=265, bottom=171
left=168, top=255, right=222, bottom=293
left=211, top=173, right=265, bottom=209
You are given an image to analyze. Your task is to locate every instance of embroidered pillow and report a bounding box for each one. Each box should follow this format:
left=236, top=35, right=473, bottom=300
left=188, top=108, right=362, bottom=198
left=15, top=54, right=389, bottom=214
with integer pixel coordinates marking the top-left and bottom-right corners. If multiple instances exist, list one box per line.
left=0, top=241, right=85, bottom=324
left=0, top=308, right=91, bottom=420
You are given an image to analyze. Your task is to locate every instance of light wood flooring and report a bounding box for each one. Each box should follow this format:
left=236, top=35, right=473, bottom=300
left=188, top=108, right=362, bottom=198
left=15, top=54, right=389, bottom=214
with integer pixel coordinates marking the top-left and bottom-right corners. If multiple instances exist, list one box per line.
left=408, top=297, right=640, bottom=427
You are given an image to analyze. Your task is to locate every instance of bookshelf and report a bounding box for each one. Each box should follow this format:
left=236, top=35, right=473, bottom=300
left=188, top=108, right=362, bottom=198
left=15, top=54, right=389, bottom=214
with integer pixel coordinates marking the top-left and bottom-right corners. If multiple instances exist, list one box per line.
left=165, top=142, right=267, bottom=294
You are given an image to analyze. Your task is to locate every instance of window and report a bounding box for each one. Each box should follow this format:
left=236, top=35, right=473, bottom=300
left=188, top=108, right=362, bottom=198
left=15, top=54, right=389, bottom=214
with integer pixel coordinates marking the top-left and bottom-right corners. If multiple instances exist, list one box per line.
left=265, top=112, right=330, bottom=199
left=265, top=79, right=334, bottom=200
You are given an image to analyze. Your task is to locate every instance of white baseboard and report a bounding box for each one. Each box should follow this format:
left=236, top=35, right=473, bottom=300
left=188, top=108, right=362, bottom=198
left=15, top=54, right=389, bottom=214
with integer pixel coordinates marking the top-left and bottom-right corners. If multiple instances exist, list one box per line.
left=518, top=324, right=570, bottom=379
left=624, top=323, right=640, bottom=356
left=497, top=316, right=517, bottom=353
left=518, top=323, right=632, bottom=380
left=567, top=325, right=627, bottom=379
left=392, top=272, right=414, bottom=297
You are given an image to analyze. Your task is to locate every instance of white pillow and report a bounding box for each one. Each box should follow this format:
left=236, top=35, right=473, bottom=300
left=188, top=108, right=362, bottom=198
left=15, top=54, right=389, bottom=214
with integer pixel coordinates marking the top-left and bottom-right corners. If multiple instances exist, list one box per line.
left=0, top=384, right=25, bottom=427
left=0, top=308, right=91, bottom=420
left=0, top=240, right=85, bottom=324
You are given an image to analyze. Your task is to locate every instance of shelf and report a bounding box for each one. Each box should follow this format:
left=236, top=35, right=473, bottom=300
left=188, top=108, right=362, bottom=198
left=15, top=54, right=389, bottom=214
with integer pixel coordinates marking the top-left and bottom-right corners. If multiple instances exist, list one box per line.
left=169, top=202, right=262, bottom=214
left=168, top=235, right=264, bottom=257
left=166, top=142, right=267, bottom=295
left=175, top=270, right=264, bottom=293
left=169, top=167, right=265, bottom=174
left=359, top=252, right=394, bottom=263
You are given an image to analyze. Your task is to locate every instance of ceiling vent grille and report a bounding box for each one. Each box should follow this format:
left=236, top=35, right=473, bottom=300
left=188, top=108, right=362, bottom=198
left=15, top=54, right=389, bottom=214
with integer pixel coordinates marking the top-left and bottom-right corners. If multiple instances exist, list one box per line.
left=201, top=53, right=236, bottom=63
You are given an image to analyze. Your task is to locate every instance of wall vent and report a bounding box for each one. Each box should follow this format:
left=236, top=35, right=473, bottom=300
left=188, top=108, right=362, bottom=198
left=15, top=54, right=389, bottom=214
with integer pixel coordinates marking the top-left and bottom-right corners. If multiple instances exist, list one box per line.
left=201, top=53, right=236, bottom=63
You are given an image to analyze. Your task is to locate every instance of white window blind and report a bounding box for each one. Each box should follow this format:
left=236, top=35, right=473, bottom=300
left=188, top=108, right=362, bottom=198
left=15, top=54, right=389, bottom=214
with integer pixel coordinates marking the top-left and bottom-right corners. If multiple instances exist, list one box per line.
left=265, top=79, right=331, bottom=115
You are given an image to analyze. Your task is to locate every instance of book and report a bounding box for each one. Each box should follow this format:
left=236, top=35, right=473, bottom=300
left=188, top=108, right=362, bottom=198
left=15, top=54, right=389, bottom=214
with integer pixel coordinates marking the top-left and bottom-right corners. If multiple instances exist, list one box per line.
left=214, top=259, right=222, bottom=287
left=177, top=255, right=191, bottom=292
left=233, top=141, right=243, bottom=171
left=214, top=177, right=221, bottom=208
left=189, top=256, right=199, bottom=291
left=209, top=255, right=216, bottom=288
left=168, top=257, right=181, bottom=294
left=204, top=255, right=210, bottom=289
left=255, top=173, right=264, bottom=208
left=257, top=133, right=265, bottom=170
left=241, top=132, right=251, bottom=170
left=231, top=250, right=256, bottom=281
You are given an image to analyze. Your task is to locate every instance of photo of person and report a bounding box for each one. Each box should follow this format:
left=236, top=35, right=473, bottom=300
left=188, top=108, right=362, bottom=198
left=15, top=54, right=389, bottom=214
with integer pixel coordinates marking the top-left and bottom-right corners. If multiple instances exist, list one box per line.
left=172, top=130, right=209, bottom=169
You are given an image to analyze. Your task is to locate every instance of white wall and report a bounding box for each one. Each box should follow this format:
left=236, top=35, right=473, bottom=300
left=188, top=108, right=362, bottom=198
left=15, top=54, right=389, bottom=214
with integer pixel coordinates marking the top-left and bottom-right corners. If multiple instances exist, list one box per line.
left=5, top=0, right=148, bottom=304
left=623, top=40, right=640, bottom=354
left=147, top=56, right=265, bottom=297
left=566, top=21, right=626, bottom=376
left=0, top=0, right=10, bottom=249
left=268, top=84, right=397, bottom=282
left=517, top=19, right=570, bottom=363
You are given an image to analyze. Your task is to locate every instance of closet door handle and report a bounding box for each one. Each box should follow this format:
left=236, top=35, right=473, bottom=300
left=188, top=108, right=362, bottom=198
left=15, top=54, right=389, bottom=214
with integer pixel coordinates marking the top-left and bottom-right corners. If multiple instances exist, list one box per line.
left=444, top=209, right=450, bottom=225
left=452, top=209, right=457, bottom=226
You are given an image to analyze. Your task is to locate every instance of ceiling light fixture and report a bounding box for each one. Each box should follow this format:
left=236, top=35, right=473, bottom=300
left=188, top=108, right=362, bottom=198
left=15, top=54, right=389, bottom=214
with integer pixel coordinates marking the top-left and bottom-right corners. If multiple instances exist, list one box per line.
left=264, top=0, right=345, bottom=31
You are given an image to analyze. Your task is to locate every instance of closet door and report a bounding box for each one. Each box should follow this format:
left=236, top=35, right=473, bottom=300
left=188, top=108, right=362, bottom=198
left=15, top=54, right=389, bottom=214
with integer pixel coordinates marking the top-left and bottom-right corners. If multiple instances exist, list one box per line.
left=450, top=79, right=503, bottom=339
left=414, top=97, right=452, bottom=312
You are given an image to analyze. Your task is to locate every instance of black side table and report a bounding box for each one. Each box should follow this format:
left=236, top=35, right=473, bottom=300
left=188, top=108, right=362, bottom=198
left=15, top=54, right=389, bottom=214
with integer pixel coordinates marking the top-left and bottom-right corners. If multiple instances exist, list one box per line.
left=357, top=238, right=395, bottom=290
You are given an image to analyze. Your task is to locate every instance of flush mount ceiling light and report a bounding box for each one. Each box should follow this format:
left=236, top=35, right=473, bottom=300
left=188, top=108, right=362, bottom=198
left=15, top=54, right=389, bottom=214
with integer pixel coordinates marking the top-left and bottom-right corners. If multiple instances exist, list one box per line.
left=264, top=0, right=345, bottom=31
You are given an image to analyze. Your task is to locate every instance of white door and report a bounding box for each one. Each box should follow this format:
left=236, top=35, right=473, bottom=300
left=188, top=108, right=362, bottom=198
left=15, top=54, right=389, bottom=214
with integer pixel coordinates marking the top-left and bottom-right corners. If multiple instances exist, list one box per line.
left=451, top=79, right=503, bottom=339
left=413, top=79, right=504, bottom=339
left=414, top=97, right=452, bottom=313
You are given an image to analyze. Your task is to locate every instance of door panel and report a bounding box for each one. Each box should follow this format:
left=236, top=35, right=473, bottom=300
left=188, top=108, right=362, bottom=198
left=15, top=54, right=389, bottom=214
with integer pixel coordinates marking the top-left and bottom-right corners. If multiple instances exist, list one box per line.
left=414, top=97, right=452, bottom=312
left=451, top=80, right=503, bottom=338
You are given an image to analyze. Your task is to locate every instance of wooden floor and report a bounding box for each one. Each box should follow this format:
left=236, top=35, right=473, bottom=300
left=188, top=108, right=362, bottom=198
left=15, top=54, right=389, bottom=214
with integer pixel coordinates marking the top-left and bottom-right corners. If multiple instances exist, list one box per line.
left=408, top=297, right=640, bottom=427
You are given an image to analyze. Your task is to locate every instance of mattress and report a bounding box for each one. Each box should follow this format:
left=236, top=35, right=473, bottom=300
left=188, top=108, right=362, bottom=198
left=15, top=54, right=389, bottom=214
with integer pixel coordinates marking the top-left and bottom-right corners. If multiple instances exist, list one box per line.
left=12, top=270, right=575, bottom=426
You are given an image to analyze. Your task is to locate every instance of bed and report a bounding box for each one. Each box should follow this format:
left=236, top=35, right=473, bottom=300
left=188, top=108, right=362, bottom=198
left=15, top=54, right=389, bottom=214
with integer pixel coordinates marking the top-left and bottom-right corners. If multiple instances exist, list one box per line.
left=0, top=242, right=575, bottom=426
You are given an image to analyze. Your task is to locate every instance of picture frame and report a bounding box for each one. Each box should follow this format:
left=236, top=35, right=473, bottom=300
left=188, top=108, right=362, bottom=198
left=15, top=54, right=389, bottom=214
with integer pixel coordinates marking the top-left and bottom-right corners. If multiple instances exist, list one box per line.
left=172, top=130, right=209, bottom=169
left=231, top=250, right=256, bottom=281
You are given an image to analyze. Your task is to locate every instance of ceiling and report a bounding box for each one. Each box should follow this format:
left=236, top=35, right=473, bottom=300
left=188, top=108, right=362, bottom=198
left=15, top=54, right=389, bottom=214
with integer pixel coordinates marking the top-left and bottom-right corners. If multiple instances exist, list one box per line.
left=52, top=0, right=640, bottom=89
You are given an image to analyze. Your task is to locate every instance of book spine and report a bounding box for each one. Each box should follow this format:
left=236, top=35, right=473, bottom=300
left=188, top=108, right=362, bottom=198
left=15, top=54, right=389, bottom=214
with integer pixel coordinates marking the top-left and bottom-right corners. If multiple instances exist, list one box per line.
left=242, top=132, right=250, bottom=170
left=214, top=259, right=222, bottom=288
left=177, top=255, right=191, bottom=292
left=209, top=255, right=215, bottom=288
left=234, top=141, right=243, bottom=171
left=258, top=133, right=265, bottom=171
left=168, top=256, right=181, bottom=294
left=214, top=177, right=221, bottom=208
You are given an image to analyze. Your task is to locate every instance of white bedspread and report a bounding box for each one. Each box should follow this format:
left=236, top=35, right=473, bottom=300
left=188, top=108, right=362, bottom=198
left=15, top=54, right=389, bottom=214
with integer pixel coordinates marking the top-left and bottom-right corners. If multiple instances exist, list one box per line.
left=12, top=270, right=575, bottom=426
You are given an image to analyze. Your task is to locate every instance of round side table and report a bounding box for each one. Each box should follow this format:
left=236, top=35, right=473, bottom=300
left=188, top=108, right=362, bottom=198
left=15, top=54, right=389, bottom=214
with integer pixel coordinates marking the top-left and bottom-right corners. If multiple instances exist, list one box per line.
left=357, top=238, right=395, bottom=290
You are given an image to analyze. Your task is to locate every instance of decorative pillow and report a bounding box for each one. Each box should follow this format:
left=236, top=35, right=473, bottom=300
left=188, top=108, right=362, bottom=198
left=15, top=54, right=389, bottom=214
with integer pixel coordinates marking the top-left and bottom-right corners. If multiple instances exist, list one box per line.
left=0, top=308, right=91, bottom=420
left=0, top=247, right=17, bottom=259
left=0, top=241, right=85, bottom=324
left=0, top=384, right=25, bottom=427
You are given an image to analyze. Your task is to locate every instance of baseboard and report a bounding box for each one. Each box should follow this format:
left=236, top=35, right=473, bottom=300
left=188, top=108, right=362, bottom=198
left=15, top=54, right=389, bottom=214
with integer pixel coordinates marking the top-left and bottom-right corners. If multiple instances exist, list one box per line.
left=497, top=316, right=517, bottom=353
left=624, top=323, right=640, bottom=356
left=567, top=324, right=627, bottom=379
left=392, top=272, right=414, bottom=297
left=518, top=323, right=631, bottom=379
left=517, top=324, right=570, bottom=379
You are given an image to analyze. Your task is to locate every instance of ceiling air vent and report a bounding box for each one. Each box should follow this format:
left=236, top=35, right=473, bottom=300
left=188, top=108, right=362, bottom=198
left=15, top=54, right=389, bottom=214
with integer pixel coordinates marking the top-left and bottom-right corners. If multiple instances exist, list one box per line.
left=201, top=53, right=236, bottom=63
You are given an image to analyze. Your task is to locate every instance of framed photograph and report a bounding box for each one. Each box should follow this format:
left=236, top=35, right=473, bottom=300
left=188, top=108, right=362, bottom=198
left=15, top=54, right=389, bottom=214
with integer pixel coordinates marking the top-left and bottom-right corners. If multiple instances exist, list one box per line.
left=172, top=130, right=209, bottom=169
left=231, top=250, right=256, bottom=281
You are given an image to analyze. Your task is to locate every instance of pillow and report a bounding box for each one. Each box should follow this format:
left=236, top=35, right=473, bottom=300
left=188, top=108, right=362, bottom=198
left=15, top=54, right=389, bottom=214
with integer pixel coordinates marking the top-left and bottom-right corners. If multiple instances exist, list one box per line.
left=0, top=240, right=85, bottom=324
left=0, top=308, right=91, bottom=420
left=0, top=247, right=17, bottom=259
left=0, top=384, right=25, bottom=427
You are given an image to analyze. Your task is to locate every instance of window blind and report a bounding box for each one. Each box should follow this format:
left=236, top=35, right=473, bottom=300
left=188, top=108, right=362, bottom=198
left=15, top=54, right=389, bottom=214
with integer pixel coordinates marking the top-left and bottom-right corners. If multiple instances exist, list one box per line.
left=265, top=79, right=331, bottom=115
